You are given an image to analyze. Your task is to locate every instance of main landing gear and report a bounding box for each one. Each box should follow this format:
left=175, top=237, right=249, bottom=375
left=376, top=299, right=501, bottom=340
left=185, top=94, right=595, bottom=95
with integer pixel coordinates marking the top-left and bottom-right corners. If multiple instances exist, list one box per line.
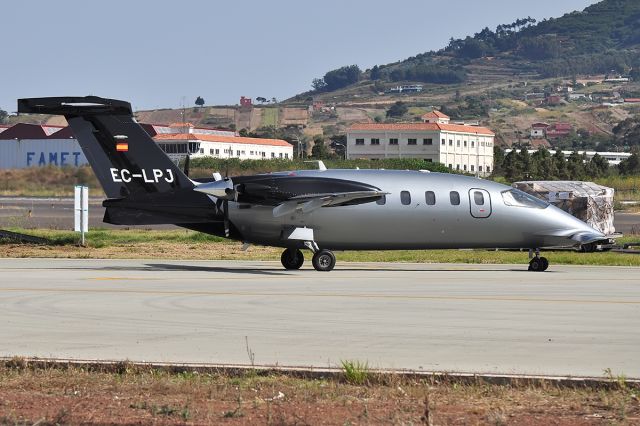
left=280, top=244, right=337, bottom=272
left=528, top=248, right=549, bottom=272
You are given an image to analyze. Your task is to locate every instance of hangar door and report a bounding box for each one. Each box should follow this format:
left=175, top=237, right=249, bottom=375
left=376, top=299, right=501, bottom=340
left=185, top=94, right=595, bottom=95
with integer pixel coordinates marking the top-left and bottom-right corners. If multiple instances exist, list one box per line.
left=469, top=189, right=491, bottom=218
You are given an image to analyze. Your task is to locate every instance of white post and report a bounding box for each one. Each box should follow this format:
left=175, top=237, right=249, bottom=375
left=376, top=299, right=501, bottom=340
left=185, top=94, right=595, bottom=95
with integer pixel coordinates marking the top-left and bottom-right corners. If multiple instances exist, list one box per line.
left=74, top=186, right=89, bottom=246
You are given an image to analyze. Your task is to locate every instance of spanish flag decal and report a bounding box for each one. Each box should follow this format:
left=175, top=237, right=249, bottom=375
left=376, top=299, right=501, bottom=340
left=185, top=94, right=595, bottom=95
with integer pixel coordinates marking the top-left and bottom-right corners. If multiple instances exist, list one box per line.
left=116, top=142, right=129, bottom=152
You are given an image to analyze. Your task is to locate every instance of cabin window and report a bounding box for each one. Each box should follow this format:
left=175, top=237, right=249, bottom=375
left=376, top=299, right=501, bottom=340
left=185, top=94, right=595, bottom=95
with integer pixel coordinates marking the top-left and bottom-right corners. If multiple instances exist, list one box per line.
left=400, top=191, right=411, bottom=205
left=390, top=138, right=399, bottom=145
left=408, top=138, right=417, bottom=145
left=450, top=191, right=460, bottom=206
left=376, top=195, right=386, bottom=205
left=355, top=138, right=364, bottom=145
left=425, top=191, right=436, bottom=205
left=474, top=191, right=485, bottom=205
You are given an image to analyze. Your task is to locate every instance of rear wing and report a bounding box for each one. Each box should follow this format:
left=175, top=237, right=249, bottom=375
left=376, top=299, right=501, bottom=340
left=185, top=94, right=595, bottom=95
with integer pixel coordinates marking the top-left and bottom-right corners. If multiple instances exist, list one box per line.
left=18, top=96, right=132, bottom=116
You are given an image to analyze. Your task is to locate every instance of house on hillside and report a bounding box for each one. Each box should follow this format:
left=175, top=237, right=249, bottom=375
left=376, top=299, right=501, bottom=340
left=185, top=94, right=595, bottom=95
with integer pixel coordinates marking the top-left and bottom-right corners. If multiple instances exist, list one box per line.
left=545, top=95, right=563, bottom=106
left=530, top=122, right=549, bottom=138
left=545, top=122, right=572, bottom=139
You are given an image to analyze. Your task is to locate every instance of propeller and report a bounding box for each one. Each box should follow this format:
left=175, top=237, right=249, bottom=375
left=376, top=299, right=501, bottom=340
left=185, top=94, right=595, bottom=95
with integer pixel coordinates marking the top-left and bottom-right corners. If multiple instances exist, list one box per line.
left=193, top=178, right=235, bottom=237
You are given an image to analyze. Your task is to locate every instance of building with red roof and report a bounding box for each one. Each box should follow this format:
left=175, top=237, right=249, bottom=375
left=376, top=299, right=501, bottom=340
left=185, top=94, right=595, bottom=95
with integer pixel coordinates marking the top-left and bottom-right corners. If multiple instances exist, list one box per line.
left=0, top=122, right=292, bottom=168
left=347, top=116, right=495, bottom=175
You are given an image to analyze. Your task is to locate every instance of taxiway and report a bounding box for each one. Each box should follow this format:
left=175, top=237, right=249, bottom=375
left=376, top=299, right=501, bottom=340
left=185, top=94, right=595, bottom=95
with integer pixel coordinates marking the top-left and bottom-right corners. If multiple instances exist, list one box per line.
left=0, top=258, right=638, bottom=378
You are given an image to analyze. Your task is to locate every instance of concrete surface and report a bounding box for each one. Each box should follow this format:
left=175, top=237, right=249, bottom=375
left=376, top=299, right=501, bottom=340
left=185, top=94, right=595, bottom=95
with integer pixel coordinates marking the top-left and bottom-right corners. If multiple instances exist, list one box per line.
left=0, top=258, right=638, bottom=378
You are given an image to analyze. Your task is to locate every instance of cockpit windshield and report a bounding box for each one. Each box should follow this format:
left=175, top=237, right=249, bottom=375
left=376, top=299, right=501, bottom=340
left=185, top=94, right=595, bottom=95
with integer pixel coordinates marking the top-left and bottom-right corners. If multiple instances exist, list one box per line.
left=501, top=188, right=549, bottom=209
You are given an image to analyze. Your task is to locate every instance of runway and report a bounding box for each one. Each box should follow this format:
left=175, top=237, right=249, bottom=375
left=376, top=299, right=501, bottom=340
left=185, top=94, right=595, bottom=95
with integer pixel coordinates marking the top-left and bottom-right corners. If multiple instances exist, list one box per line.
left=0, top=258, right=638, bottom=378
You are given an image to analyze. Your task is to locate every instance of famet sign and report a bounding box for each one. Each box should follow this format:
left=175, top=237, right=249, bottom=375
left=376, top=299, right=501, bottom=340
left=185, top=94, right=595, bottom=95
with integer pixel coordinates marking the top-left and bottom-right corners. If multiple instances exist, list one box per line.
left=26, top=151, right=84, bottom=167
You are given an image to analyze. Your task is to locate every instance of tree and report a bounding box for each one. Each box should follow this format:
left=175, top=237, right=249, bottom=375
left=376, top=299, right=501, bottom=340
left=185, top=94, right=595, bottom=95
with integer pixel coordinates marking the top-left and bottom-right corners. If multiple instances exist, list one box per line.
left=319, top=65, right=361, bottom=92
left=256, top=97, right=267, bottom=104
left=195, top=96, right=205, bottom=108
left=0, top=109, right=8, bottom=124
left=566, top=151, right=586, bottom=179
left=370, top=65, right=382, bottom=80
left=311, top=135, right=330, bottom=159
left=503, top=149, right=522, bottom=181
left=311, top=78, right=327, bottom=92
left=552, top=150, right=568, bottom=180
left=618, top=148, right=640, bottom=175
left=386, top=101, right=408, bottom=118
left=587, top=153, right=610, bottom=178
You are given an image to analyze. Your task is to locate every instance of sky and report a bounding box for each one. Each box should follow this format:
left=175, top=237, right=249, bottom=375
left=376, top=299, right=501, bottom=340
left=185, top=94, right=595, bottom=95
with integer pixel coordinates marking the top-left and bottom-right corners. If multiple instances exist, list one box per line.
left=0, top=0, right=597, bottom=113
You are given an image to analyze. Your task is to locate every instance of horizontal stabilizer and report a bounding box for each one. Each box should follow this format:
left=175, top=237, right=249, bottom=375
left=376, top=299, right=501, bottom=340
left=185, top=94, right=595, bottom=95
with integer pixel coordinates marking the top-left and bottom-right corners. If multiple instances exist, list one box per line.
left=18, top=96, right=132, bottom=116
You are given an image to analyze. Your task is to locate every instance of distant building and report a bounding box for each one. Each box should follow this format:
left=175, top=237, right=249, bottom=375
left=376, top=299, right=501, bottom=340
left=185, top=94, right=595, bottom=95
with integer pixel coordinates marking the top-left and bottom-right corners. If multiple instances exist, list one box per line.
left=386, top=84, right=424, bottom=94
left=0, top=122, right=293, bottom=169
left=240, top=96, right=253, bottom=107
left=624, top=98, right=640, bottom=103
left=568, top=93, right=591, bottom=101
left=545, top=95, right=563, bottom=106
left=530, top=122, right=549, bottom=138
left=504, top=149, right=632, bottom=166
left=545, top=122, right=572, bottom=139
left=347, top=112, right=495, bottom=175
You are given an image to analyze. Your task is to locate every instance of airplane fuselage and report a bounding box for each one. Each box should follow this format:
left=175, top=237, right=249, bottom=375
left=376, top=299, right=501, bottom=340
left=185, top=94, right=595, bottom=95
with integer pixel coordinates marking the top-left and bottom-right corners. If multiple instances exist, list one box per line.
left=225, top=169, right=602, bottom=251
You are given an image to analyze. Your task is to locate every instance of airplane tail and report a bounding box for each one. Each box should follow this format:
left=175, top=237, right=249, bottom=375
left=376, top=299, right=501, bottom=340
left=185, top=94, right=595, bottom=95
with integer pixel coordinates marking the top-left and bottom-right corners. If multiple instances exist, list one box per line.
left=17, top=96, right=219, bottom=227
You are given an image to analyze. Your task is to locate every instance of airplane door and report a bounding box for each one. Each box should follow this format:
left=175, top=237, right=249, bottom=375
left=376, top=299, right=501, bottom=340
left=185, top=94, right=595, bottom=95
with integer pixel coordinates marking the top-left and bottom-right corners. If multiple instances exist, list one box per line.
left=469, top=189, right=491, bottom=218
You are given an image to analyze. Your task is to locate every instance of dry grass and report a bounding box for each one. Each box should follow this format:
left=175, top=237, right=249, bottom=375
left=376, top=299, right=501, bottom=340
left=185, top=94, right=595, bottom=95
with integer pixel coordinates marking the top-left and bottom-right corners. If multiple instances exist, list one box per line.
left=1, top=228, right=640, bottom=266
left=0, top=360, right=638, bottom=425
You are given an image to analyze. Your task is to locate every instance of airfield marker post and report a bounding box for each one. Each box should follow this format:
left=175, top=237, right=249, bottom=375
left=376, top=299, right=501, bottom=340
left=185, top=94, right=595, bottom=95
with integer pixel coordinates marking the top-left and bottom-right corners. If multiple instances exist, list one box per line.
left=74, top=185, right=89, bottom=246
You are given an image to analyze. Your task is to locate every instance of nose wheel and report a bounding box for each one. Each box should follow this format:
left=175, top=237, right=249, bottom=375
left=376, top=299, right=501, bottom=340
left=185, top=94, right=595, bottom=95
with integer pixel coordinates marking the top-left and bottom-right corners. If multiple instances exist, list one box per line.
left=312, top=249, right=336, bottom=272
left=528, top=249, right=549, bottom=272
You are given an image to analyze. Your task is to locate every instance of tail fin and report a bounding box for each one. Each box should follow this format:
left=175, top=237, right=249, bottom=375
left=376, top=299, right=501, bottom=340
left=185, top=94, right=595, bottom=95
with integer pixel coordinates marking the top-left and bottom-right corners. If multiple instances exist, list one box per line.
left=18, top=96, right=193, bottom=198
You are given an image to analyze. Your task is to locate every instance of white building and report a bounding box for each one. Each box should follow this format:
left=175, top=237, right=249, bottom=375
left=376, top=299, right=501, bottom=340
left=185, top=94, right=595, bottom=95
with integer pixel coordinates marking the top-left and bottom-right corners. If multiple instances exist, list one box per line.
left=504, top=149, right=632, bottom=166
left=0, top=123, right=293, bottom=169
left=346, top=112, right=495, bottom=175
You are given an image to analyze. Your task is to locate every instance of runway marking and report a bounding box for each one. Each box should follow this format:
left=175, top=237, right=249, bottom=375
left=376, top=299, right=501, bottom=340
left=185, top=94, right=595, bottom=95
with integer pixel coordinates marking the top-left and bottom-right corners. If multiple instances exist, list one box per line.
left=0, top=287, right=638, bottom=305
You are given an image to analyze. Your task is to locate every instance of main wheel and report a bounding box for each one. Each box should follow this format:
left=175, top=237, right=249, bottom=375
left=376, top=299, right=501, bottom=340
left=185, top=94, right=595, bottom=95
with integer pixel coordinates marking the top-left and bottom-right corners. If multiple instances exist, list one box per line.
left=312, top=250, right=336, bottom=272
left=528, top=257, right=543, bottom=272
left=540, top=257, right=549, bottom=271
left=281, top=248, right=304, bottom=270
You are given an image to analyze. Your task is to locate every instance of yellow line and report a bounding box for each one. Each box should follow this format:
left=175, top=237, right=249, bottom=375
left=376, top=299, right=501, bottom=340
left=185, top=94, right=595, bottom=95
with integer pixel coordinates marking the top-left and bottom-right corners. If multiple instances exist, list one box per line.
left=0, top=287, right=637, bottom=305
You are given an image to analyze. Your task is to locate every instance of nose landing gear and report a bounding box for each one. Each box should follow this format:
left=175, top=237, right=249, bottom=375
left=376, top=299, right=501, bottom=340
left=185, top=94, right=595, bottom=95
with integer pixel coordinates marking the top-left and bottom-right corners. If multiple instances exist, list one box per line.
left=528, top=249, right=549, bottom=272
left=280, top=243, right=337, bottom=272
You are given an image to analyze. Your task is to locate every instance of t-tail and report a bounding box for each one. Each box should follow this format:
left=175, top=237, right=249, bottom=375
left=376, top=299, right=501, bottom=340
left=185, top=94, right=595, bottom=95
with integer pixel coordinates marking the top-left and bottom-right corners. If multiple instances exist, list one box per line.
left=18, top=96, right=223, bottom=230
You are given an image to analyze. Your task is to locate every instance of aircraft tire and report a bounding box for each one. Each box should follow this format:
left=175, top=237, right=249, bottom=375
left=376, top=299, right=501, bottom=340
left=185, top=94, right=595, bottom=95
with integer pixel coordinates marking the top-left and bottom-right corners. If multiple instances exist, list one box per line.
left=540, top=257, right=549, bottom=271
left=528, top=257, right=544, bottom=272
left=312, top=250, right=336, bottom=272
left=281, top=248, right=304, bottom=270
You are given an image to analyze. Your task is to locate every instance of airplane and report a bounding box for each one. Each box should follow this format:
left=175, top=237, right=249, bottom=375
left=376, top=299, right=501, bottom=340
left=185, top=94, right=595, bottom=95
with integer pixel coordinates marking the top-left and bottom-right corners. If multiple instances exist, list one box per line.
left=17, top=96, right=606, bottom=272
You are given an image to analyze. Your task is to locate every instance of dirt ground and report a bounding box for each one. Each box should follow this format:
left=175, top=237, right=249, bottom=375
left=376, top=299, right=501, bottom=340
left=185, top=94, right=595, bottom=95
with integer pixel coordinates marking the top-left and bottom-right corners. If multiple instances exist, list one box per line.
left=0, top=361, right=638, bottom=425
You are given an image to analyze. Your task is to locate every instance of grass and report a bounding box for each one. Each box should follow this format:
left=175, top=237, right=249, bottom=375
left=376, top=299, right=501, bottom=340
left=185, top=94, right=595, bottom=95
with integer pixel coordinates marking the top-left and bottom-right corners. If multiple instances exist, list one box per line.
left=341, top=360, right=370, bottom=385
left=0, top=359, right=638, bottom=425
left=1, top=228, right=639, bottom=266
left=261, top=107, right=279, bottom=127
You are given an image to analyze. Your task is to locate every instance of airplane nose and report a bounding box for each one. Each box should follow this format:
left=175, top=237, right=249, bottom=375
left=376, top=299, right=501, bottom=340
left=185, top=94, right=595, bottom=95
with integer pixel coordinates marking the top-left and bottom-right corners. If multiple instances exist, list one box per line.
left=537, top=206, right=606, bottom=247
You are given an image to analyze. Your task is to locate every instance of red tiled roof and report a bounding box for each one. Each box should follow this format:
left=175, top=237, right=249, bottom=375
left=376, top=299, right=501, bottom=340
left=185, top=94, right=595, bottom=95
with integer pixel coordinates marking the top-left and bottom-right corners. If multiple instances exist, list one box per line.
left=624, top=98, right=640, bottom=102
left=154, top=133, right=292, bottom=147
left=348, top=122, right=494, bottom=136
left=422, top=110, right=449, bottom=119
left=168, top=122, right=194, bottom=128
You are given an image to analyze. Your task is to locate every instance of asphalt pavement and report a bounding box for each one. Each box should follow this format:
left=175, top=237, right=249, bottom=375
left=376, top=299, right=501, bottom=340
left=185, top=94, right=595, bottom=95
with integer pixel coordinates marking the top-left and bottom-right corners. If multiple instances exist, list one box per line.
left=0, top=259, right=638, bottom=378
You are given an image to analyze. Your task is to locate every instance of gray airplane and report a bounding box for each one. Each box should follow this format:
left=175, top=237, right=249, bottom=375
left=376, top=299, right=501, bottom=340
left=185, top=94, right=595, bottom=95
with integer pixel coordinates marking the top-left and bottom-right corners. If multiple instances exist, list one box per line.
left=18, top=96, right=605, bottom=272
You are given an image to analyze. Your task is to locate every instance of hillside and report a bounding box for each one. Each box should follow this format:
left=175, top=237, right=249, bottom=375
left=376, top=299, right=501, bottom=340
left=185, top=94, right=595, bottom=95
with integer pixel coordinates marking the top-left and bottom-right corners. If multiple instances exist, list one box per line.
left=6, top=0, right=640, bottom=154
